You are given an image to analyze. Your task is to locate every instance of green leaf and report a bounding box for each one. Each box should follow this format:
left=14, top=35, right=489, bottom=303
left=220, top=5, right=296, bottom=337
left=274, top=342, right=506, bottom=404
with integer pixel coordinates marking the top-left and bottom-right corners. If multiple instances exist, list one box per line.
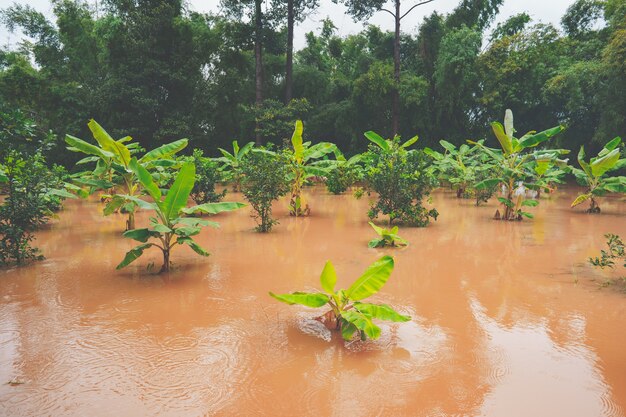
left=269, top=291, right=329, bottom=307
left=571, top=193, right=592, bottom=207
left=162, top=162, right=196, bottom=220
left=123, top=228, right=155, bottom=243
left=173, top=226, right=201, bottom=237
left=139, top=139, right=188, bottom=163
left=340, top=321, right=359, bottom=340
left=598, top=136, right=622, bottom=156
left=520, top=211, right=534, bottom=219
left=291, top=120, right=304, bottom=161
left=182, top=201, right=246, bottom=215
left=491, top=122, right=513, bottom=155
left=475, top=178, right=502, bottom=190
left=368, top=238, right=385, bottom=248
left=117, top=195, right=156, bottom=210
left=517, top=125, right=564, bottom=150
left=498, top=197, right=514, bottom=208
left=65, top=134, right=115, bottom=159
left=46, top=189, right=77, bottom=199
left=364, top=131, right=390, bottom=152
left=176, top=217, right=220, bottom=228
left=341, top=310, right=381, bottom=339
left=400, top=135, right=418, bottom=149
left=354, top=302, right=411, bottom=322
left=346, top=256, right=394, bottom=301
left=88, top=119, right=131, bottom=167
left=590, top=148, right=620, bottom=177
left=320, top=261, right=337, bottom=294
left=130, top=158, right=161, bottom=202
left=439, top=140, right=457, bottom=153
left=368, top=221, right=384, bottom=237
left=116, top=243, right=154, bottom=269
left=521, top=199, right=539, bottom=207
left=177, top=237, right=209, bottom=256
left=151, top=224, right=172, bottom=234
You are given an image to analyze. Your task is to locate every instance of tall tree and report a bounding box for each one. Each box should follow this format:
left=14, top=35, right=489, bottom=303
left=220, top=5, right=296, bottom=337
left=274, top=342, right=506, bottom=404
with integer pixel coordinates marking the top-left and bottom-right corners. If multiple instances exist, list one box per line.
left=271, top=0, right=319, bottom=104
left=334, top=0, right=435, bottom=136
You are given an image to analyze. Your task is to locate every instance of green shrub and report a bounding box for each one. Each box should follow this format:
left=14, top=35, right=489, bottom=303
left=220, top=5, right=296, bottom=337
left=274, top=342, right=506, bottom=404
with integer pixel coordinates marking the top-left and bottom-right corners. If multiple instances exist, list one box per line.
left=364, top=134, right=438, bottom=226
left=590, top=234, right=626, bottom=270
left=241, top=151, right=290, bottom=232
left=190, top=149, right=226, bottom=204
left=0, top=152, right=64, bottom=265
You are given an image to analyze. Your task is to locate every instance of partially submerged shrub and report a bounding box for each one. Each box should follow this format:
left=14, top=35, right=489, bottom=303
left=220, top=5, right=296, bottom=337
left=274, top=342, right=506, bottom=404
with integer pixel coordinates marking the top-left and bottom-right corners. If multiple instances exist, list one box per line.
left=326, top=154, right=363, bottom=195
left=241, top=151, right=290, bottom=232
left=0, top=152, right=68, bottom=265
left=364, top=132, right=438, bottom=226
left=368, top=222, right=408, bottom=248
left=590, top=234, right=625, bottom=270
left=190, top=149, right=226, bottom=204
left=270, top=256, right=410, bottom=341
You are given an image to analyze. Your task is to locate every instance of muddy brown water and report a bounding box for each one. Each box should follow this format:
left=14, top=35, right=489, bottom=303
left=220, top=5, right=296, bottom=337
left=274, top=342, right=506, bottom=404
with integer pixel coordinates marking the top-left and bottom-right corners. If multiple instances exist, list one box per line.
left=1, top=186, right=625, bottom=417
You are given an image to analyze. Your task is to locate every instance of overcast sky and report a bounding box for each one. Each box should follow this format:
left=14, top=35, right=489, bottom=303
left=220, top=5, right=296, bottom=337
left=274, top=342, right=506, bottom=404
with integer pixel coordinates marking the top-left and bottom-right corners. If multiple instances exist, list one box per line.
left=1, top=0, right=577, bottom=50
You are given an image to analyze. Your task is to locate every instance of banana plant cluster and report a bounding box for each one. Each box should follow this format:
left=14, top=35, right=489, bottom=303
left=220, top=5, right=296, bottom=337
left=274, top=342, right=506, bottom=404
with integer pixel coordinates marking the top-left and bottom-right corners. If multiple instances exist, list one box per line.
left=270, top=256, right=410, bottom=341
left=285, top=120, right=338, bottom=216
left=117, top=159, right=245, bottom=273
left=66, top=120, right=188, bottom=230
left=571, top=137, right=626, bottom=213
left=368, top=222, right=408, bottom=248
left=425, top=139, right=497, bottom=203
left=472, top=109, right=567, bottom=220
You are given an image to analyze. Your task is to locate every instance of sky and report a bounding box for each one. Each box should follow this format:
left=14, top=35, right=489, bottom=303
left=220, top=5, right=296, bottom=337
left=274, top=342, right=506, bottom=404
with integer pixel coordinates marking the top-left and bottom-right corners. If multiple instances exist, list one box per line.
left=1, top=0, right=577, bottom=50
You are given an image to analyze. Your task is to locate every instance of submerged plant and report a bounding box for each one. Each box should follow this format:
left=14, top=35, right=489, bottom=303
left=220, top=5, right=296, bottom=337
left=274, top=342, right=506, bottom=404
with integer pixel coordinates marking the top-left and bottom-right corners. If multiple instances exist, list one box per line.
left=368, top=222, right=408, bottom=248
left=270, top=256, right=410, bottom=341
left=240, top=151, right=290, bottom=232
left=116, top=159, right=244, bottom=273
left=571, top=137, right=626, bottom=213
left=215, top=140, right=254, bottom=191
left=590, top=234, right=626, bottom=270
left=66, top=120, right=188, bottom=230
left=190, top=149, right=227, bottom=204
left=326, top=153, right=363, bottom=195
left=472, top=109, right=566, bottom=220
left=284, top=120, right=337, bottom=216
left=0, top=152, right=72, bottom=265
left=364, top=131, right=438, bottom=226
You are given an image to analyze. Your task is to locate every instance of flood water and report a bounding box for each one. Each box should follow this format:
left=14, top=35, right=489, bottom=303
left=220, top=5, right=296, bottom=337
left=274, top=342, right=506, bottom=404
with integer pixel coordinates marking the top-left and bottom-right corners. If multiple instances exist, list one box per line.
left=1, top=186, right=625, bottom=417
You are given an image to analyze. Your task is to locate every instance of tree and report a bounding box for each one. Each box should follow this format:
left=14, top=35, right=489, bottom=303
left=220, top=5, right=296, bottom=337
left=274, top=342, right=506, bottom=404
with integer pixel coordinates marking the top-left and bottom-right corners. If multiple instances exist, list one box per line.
left=334, top=0, right=436, bottom=136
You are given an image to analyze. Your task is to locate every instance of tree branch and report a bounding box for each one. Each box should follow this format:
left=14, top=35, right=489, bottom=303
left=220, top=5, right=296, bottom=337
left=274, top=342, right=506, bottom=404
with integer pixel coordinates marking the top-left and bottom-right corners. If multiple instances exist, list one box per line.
left=400, top=0, right=436, bottom=21
left=380, top=8, right=397, bottom=18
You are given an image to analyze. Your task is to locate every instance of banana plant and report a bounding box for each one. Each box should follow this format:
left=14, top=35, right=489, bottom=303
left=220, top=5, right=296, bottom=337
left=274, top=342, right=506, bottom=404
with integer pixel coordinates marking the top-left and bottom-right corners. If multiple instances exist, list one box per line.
left=472, top=109, right=566, bottom=220
left=215, top=140, right=255, bottom=191
left=116, top=159, right=245, bottom=273
left=66, top=120, right=188, bottom=229
left=286, top=120, right=338, bottom=216
left=571, top=137, right=626, bottom=213
left=270, top=256, right=410, bottom=341
left=368, top=222, right=408, bottom=248
left=425, top=139, right=495, bottom=199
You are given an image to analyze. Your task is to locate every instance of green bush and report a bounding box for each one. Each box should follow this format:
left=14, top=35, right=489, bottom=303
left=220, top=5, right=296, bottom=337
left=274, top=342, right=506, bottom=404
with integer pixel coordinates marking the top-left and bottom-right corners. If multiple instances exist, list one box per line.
left=365, top=138, right=438, bottom=226
left=190, top=149, right=227, bottom=204
left=241, top=151, right=290, bottom=232
left=0, top=152, right=64, bottom=265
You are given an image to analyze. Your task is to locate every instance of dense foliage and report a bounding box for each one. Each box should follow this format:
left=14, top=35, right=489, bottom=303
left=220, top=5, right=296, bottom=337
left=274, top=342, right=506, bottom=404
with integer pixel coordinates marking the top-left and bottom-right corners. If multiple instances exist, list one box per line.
left=1, top=0, right=625, bottom=159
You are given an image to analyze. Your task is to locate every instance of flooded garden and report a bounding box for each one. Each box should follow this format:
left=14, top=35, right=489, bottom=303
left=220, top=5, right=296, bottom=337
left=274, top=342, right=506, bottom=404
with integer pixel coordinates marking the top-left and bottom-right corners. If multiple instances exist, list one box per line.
left=1, top=186, right=625, bottom=417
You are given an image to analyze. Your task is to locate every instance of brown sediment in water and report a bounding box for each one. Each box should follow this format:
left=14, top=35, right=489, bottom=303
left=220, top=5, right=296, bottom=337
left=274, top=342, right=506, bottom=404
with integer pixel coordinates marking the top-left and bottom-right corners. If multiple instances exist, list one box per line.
left=0, top=186, right=625, bottom=417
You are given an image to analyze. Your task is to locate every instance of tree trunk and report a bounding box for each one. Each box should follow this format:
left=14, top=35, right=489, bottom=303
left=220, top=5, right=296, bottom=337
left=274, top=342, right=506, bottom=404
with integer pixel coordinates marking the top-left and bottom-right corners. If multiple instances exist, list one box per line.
left=254, top=0, right=264, bottom=146
left=285, top=0, right=294, bottom=104
left=127, top=211, right=135, bottom=231
left=392, top=0, right=401, bottom=136
left=160, top=249, right=170, bottom=273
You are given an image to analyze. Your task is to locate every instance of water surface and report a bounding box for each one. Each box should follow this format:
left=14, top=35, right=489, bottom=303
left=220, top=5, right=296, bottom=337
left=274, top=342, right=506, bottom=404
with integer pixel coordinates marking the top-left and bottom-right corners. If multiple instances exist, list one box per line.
left=1, top=186, right=625, bottom=416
